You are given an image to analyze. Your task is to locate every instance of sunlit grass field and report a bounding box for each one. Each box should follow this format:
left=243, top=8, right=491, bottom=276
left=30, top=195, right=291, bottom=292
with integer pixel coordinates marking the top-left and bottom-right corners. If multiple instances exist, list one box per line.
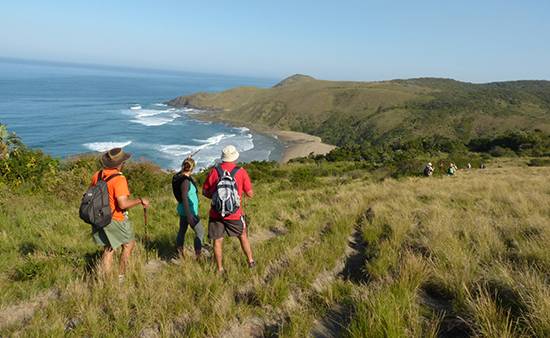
left=1, top=160, right=549, bottom=337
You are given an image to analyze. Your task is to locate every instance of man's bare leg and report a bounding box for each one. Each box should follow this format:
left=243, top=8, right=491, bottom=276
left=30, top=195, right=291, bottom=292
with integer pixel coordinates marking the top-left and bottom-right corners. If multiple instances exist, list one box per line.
left=213, top=238, right=224, bottom=272
left=238, top=231, right=254, bottom=264
left=119, top=240, right=136, bottom=275
left=100, top=246, right=114, bottom=276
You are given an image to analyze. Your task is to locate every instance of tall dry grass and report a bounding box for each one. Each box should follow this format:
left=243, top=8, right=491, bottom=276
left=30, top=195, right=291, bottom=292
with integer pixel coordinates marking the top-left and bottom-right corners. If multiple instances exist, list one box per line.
left=1, top=162, right=549, bottom=337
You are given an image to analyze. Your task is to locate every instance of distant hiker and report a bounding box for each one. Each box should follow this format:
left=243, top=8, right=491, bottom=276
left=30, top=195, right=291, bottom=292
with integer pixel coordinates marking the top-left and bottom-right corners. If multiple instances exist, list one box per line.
left=202, top=145, right=255, bottom=273
left=84, top=148, right=150, bottom=280
left=467, top=162, right=472, bottom=170
left=447, top=162, right=457, bottom=176
left=172, top=157, right=205, bottom=259
left=423, top=162, right=434, bottom=177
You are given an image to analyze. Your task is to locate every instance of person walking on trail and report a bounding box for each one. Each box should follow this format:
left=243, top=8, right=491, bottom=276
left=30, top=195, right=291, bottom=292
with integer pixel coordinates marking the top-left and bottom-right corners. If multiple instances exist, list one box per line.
left=172, top=157, right=205, bottom=259
left=447, top=162, right=457, bottom=176
left=424, top=162, right=434, bottom=177
left=202, top=145, right=255, bottom=273
left=89, top=148, right=150, bottom=280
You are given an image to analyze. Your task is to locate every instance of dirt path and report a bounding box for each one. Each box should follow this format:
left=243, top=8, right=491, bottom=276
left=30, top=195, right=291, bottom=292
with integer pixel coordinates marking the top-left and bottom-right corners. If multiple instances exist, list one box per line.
left=0, top=289, right=60, bottom=331
left=219, top=223, right=334, bottom=338
left=310, top=210, right=373, bottom=338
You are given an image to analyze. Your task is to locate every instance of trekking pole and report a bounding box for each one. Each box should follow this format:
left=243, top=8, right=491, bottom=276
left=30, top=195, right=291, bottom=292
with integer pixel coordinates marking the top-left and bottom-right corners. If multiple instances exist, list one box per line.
left=242, top=196, right=249, bottom=231
left=188, top=148, right=201, bottom=159
left=143, top=208, right=149, bottom=263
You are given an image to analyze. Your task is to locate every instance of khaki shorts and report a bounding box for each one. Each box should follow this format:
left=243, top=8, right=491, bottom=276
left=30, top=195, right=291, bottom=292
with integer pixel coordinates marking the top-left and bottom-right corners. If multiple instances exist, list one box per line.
left=93, top=218, right=135, bottom=250
left=208, top=217, right=246, bottom=240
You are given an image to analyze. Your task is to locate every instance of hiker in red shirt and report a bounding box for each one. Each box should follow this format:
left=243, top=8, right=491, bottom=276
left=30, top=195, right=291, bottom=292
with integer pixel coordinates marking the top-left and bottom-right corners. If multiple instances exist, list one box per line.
left=203, top=145, right=255, bottom=273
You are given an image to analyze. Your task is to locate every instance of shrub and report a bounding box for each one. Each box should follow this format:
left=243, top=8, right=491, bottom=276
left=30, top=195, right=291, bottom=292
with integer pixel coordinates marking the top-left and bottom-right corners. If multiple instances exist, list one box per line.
left=289, top=166, right=318, bottom=189
left=527, top=158, right=550, bottom=167
left=243, top=161, right=287, bottom=183
left=490, top=146, right=516, bottom=157
left=123, top=161, right=171, bottom=197
left=0, top=135, right=59, bottom=189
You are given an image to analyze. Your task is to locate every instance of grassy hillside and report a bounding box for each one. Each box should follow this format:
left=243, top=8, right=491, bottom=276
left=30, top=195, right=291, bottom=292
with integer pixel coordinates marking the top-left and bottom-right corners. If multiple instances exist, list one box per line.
left=168, top=75, right=550, bottom=146
left=1, top=151, right=550, bottom=336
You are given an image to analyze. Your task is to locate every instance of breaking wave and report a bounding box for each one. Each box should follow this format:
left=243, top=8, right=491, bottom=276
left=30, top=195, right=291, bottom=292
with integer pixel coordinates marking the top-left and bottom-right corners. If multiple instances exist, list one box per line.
left=83, top=141, right=132, bottom=152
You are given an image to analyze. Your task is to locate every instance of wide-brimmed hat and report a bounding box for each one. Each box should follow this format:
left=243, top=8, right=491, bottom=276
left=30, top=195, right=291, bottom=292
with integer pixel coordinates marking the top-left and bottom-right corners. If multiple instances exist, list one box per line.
left=100, top=147, right=131, bottom=168
left=221, top=145, right=239, bottom=162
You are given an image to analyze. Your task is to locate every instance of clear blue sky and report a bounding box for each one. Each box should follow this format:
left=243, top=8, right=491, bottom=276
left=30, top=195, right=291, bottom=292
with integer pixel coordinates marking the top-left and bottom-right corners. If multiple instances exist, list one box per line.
left=1, top=0, right=549, bottom=82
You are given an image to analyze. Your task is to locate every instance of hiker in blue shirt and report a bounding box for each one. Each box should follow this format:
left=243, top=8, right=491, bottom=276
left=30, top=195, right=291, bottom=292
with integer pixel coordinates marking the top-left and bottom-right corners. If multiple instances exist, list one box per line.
left=172, top=157, right=205, bottom=259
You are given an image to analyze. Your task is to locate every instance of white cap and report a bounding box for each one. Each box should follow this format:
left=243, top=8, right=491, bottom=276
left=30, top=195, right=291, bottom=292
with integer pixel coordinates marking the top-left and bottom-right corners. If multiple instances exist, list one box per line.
left=221, top=145, right=239, bottom=162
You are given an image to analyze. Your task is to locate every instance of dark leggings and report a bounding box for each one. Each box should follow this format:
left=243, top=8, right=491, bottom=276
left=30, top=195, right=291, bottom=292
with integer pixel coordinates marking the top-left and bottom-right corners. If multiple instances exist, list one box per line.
left=176, top=217, right=205, bottom=252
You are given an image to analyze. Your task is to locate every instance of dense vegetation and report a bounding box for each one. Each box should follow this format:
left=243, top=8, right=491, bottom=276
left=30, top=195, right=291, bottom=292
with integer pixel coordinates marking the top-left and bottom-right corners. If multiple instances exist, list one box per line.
left=169, top=75, right=550, bottom=147
left=1, top=126, right=549, bottom=337
left=308, top=129, right=550, bottom=175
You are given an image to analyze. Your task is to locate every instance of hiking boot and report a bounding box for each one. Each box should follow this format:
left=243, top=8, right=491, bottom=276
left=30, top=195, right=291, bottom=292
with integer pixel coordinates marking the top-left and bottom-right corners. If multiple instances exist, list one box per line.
left=248, top=261, right=256, bottom=269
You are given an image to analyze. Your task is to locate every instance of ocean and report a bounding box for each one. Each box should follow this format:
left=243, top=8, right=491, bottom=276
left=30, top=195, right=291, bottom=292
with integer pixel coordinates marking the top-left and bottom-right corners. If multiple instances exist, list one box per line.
left=0, top=59, right=283, bottom=170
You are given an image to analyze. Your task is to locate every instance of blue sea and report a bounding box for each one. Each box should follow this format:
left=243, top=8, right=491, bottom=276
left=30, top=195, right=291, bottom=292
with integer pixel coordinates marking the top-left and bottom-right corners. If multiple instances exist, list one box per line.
left=0, top=59, right=283, bottom=169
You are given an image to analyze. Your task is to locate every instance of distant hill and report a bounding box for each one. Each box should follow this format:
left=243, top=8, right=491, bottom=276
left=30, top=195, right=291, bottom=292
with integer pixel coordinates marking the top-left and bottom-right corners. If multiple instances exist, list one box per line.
left=168, top=75, right=550, bottom=146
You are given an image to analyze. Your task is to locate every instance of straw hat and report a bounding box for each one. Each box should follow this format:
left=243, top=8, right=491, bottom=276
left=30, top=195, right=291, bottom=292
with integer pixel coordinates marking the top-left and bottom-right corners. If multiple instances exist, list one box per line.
left=221, top=145, right=239, bottom=162
left=100, top=148, right=131, bottom=168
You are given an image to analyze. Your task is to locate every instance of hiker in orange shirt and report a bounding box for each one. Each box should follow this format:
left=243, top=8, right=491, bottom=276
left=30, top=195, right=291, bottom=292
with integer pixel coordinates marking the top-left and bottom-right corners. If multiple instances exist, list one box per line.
left=90, top=148, right=150, bottom=280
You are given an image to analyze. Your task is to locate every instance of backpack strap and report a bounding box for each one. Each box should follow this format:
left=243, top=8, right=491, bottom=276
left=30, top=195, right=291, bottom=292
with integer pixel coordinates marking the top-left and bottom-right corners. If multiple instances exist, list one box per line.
left=179, top=175, right=198, bottom=193
left=189, top=176, right=198, bottom=192
left=96, top=171, right=121, bottom=183
left=230, top=166, right=241, bottom=177
left=104, top=173, right=122, bottom=182
left=215, top=165, right=224, bottom=179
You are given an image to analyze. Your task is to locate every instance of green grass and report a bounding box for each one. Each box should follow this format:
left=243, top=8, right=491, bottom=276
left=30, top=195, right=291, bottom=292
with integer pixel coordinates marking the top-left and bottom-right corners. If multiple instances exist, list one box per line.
left=1, top=159, right=550, bottom=337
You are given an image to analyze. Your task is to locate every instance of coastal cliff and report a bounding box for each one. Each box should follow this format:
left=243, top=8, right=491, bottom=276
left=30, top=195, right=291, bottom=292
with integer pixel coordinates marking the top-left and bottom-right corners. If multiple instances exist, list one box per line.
left=168, top=75, right=550, bottom=148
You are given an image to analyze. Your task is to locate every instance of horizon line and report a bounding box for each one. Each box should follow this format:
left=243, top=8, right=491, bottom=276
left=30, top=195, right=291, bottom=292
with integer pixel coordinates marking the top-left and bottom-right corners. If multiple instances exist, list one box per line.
left=1, top=55, right=549, bottom=85
left=0, top=56, right=278, bottom=82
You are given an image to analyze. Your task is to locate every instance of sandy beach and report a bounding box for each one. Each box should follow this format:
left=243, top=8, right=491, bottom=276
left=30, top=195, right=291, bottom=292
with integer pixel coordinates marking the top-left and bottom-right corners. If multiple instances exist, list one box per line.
left=190, top=111, right=337, bottom=163
left=270, top=130, right=336, bottom=163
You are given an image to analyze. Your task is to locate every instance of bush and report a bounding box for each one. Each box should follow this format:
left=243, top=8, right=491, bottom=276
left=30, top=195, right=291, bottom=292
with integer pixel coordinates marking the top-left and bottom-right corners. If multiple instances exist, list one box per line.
left=123, top=161, right=171, bottom=197
left=391, top=158, right=426, bottom=178
left=469, top=130, right=550, bottom=156
left=243, top=161, right=287, bottom=183
left=0, top=142, right=59, bottom=190
left=527, top=158, right=550, bottom=167
left=289, top=166, right=318, bottom=189
left=490, top=146, right=516, bottom=157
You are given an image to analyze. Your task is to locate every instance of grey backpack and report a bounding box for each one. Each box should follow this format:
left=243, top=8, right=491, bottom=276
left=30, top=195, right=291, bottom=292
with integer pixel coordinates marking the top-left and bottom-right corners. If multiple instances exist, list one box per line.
left=212, top=166, right=241, bottom=217
left=79, top=170, right=121, bottom=230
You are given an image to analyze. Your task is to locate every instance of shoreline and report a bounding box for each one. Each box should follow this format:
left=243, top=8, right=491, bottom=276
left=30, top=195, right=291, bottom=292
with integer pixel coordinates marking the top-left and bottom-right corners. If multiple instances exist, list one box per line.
left=189, top=110, right=336, bottom=163
left=270, top=130, right=337, bottom=163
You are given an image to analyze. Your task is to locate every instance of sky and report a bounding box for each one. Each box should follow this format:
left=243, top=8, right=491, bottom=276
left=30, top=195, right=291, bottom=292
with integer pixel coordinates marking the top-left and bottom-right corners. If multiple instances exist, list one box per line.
left=1, top=0, right=549, bottom=82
